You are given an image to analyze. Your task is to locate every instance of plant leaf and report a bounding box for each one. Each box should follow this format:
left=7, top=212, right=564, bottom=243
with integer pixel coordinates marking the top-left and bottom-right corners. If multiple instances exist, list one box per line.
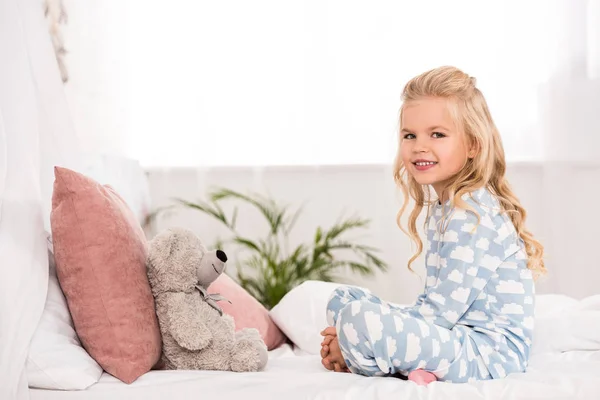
left=208, top=187, right=286, bottom=234
left=173, top=198, right=233, bottom=229
left=325, top=217, right=370, bottom=241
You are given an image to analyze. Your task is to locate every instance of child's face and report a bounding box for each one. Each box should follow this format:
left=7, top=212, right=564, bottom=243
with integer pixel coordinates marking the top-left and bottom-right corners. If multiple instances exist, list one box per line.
left=400, top=96, right=473, bottom=199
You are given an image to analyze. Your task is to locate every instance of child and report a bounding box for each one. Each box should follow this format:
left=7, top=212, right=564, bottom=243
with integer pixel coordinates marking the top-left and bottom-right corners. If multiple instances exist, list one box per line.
left=319, top=66, right=545, bottom=385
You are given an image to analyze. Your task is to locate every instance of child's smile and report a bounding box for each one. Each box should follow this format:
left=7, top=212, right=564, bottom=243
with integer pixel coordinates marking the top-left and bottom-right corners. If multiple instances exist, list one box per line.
left=412, top=159, right=438, bottom=172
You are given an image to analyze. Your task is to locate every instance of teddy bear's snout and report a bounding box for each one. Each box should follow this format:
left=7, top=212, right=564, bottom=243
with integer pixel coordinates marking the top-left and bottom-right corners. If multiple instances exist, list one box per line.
left=216, top=250, right=227, bottom=263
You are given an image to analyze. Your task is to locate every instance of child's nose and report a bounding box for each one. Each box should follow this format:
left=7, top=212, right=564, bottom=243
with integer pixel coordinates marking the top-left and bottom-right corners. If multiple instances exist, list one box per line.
left=413, top=139, right=429, bottom=153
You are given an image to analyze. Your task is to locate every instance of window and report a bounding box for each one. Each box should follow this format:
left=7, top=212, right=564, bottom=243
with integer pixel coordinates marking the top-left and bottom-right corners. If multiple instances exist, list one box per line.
left=123, top=1, right=586, bottom=167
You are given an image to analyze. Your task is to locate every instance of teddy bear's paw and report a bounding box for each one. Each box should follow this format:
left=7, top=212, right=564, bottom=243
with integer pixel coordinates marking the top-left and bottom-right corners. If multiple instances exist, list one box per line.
left=230, top=335, right=268, bottom=372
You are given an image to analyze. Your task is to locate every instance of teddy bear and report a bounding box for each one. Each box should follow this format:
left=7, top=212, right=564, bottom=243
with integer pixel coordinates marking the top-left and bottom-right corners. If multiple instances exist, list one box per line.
left=146, top=227, right=268, bottom=372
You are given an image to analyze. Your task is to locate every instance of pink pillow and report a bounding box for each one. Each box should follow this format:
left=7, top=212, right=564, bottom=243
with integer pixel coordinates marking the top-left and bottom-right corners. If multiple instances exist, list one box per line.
left=210, top=274, right=287, bottom=350
left=50, top=166, right=162, bottom=384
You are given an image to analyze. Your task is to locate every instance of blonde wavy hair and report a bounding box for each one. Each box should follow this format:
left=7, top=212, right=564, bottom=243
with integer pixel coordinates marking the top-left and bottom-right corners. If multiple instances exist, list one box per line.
left=393, top=66, right=545, bottom=279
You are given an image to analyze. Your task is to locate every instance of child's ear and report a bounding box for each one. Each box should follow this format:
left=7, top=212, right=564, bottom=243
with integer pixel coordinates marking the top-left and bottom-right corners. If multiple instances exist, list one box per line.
left=468, top=139, right=479, bottom=159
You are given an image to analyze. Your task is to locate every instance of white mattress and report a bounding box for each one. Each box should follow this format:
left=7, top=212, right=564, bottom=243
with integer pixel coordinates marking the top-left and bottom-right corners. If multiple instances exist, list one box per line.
left=29, top=344, right=600, bottom=400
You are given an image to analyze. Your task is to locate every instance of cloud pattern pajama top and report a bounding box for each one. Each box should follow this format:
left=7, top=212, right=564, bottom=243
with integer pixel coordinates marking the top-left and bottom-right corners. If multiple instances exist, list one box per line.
left=326, top=187, right=535, bottom=382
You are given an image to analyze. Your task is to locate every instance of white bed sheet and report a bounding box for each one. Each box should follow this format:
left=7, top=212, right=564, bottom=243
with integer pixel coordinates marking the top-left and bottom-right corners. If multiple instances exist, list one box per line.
left=29, top=344, right=600, bottom=400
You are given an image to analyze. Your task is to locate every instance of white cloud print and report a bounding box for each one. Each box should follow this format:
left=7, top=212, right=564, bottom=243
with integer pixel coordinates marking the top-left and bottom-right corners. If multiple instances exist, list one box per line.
left=472, top=278, right=487, bottom=290
left=350, top=348, right=376, bottom=367
left=452, top=209, right=468, bottom=220
left=461, top=223, right=476, bottom=233
left=451, top=287, right=471, bottom=303
left=429, top=292, right=446, bottom=305
left=481, top=215, right=495, bottom=229
left=342, top=323, right=360, bottom=346
left=432, top=339, right=441, bottom=357
left=427, top=252, right=439, bottom=267
left=501, top=303, right=524, bottom=315
left=494, top=222, right=511, bottom=244
left=364, top=311, right=384, bottom=343
left=404, top=333, right=422, bottom=363
left=500, top=261, right=518, bottom=270
left=496, top=280, right=525, bottom=294
left=393, top=315, right=404, bottom=333
left=442, top=310, right=459, bottom=324
left=466, top=310, right=488, bottom=321
left=386, top=336, right=398, bottom=357
left=376, top=357, right=390, bottom=373
left=495, top=363, right=507, bottom=378
left=480, top=254, right=502, bottom=270
left=429, top=217, right=437, bottom=231
left=351, top=301, right=361, bottom=316
left=327, top=310, right=335, bottom=325
left=418, top=304, right=435, bottom=319
left=427, top=275, right=438, bottom=287
left=450, top=246, right=475, bottom=263
left=476, top=237, right=490, bottom=250
left=448, top=270, right=464, bottom=283
left=416, top=319, right=431, bottom=337
left=505, top=244, right=520, bottom=258
left=459, top=360, right=467, bottom=378
left=443, top=230, right=459, bottom=243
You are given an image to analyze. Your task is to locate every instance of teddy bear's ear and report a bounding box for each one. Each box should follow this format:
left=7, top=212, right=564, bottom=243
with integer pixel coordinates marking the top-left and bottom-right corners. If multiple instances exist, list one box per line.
left=146, top=228, right=205, bottom=293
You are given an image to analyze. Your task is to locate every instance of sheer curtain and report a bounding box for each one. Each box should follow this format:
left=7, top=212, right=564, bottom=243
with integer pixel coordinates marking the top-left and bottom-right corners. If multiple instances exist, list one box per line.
left=0, top=0, right=82, bottom=398
left=63, top=1, right=600, bottom=300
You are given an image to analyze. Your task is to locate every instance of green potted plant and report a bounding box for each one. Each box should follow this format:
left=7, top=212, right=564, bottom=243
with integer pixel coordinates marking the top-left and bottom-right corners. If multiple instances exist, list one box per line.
left=146, top=187, right=388, bottom=309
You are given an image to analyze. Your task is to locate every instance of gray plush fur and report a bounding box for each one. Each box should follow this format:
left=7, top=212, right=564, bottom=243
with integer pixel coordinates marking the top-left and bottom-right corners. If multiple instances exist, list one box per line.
left=147, top=228, right=268, bottom=372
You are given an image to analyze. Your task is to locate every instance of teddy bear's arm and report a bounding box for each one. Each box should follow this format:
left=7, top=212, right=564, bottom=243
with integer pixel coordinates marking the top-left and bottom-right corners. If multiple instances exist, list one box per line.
left=165, top=292, right=213, bottom=351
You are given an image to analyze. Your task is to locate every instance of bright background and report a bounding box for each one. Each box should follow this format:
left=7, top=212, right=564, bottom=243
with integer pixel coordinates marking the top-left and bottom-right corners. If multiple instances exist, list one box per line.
left=59, top=0, right=600, bottom=303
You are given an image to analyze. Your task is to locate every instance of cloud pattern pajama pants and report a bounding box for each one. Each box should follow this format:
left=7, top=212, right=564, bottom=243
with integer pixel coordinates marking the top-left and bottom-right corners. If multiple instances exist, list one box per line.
left=326, top=286, right=492, bottom=383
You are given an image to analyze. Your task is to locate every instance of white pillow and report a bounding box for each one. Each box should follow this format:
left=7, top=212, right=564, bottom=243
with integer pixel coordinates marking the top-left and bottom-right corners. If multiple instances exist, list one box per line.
left=530, top=294, right=600, bottom=356
left=269, top=281, right=349, bottom=355
left=26, top=244, right=103, bottom=390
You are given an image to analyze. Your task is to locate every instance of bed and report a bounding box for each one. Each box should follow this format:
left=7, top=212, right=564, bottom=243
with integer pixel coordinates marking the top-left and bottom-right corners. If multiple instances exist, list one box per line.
left=27, top=277, right=600, bottom=400
left=28, top=343, right=600, bottom=400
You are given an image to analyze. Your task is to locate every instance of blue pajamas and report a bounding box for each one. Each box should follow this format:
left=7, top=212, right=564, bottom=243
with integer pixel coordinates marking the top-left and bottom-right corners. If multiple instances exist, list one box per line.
left=326, top=187, right=534, bottom=383
left=327, top=286, right=491, bottom=383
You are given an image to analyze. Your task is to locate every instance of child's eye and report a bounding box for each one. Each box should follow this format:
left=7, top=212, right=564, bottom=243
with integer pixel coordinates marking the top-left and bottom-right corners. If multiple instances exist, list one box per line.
left=403, top=133, right=416, bottom=140
left=432, top=132, right=446, bottom=138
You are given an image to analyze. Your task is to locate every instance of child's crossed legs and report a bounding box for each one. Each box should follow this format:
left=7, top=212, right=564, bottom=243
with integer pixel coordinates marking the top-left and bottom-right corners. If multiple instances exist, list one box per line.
left=321, top=286, right=490, bottom=384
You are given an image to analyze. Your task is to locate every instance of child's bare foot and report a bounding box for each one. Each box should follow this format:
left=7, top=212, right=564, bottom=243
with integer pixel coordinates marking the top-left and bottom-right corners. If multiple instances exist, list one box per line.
left=408, top=369, right=437, bottom=386
left=322, top=337, right=350, bottom=373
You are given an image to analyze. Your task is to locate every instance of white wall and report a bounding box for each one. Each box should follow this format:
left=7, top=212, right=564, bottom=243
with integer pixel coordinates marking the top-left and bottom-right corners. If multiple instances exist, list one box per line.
left=145, top=163, right=600, bottom=305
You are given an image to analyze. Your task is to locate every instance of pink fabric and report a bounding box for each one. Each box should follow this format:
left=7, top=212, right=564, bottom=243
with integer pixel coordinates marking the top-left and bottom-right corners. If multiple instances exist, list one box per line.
left=50, top=167, right=162, bottom=384
left=210, top=274, right=287, bottom=350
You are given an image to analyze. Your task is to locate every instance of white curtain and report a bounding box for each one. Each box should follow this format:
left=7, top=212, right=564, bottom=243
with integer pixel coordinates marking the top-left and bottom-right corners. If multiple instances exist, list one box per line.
left=0, top=0, right=82, bottom=398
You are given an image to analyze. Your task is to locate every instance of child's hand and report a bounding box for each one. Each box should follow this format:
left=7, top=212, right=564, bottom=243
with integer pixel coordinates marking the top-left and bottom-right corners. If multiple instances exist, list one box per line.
left=321, top=336, right=350, bottom=373
left=320, top=327, right=337, bottom=365
left=320, top=327, right=336, bottom=341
